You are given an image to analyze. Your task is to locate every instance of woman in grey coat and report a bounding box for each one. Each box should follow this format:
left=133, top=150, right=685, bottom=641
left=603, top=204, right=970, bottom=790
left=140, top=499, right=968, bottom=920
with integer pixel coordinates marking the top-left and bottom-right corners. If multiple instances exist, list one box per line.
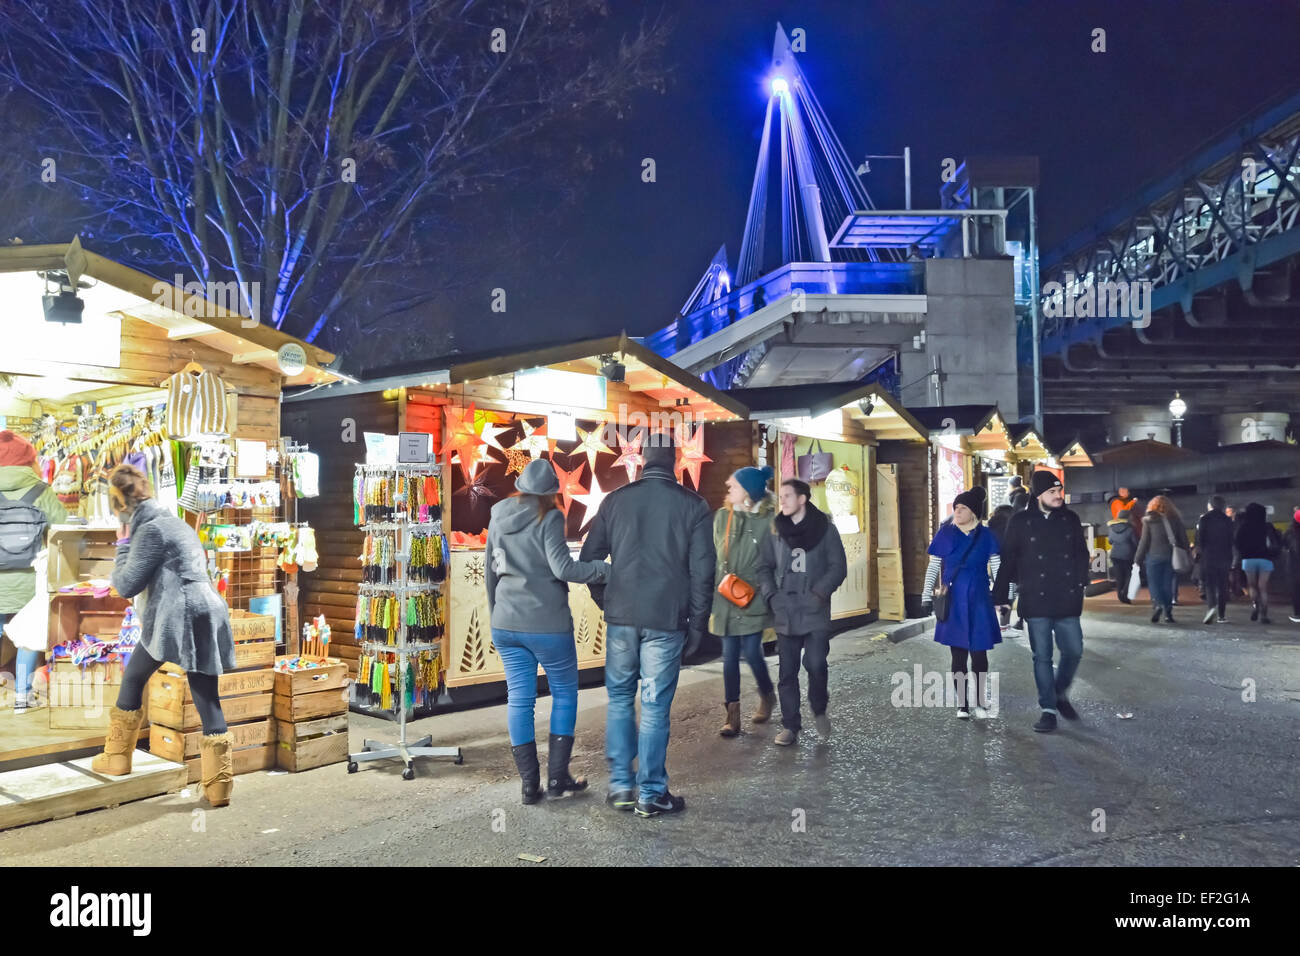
left=485, top=457, right=610, bottom=804
left=91, top=464, right=237, bottom=807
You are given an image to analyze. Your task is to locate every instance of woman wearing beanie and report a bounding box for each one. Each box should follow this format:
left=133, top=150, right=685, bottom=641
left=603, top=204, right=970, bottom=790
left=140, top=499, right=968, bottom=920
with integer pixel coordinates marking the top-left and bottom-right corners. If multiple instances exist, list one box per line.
left=921, top=486, right=1002, bottom=718
left=1234, top=502, right=1281, bottom=624
left=710, top=465, right=777, bottom=737
left=92, top=464, right=238, bottom=806
left=1133, top=495, right=1189, bottom=623
left=0, top=430, right=66, bottom=714
left=484, top=457, right=610, bottom=804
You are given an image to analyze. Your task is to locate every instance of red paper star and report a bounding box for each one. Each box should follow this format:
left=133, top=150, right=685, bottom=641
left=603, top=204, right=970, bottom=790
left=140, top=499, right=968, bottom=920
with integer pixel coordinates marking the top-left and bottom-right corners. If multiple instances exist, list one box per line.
left=459, top=442, right=497, bottom=482
left=551, top=458, right=588, bottom=516
left=674, top=424, right=712, bottom=490
left=612, top=431, right=645, bottom=484
left=440, top=404, right=484, bottom=464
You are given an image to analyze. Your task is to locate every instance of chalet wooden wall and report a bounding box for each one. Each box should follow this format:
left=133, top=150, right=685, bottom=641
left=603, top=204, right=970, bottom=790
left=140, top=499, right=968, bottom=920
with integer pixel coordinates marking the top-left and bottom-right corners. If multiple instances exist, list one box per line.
left=878, top=441, right=932, bottom=614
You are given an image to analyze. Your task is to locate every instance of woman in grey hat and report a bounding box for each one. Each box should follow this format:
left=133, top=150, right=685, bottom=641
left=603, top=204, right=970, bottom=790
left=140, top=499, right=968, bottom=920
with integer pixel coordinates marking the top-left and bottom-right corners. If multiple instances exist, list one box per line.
left=485, top=457, right=611, bottom=804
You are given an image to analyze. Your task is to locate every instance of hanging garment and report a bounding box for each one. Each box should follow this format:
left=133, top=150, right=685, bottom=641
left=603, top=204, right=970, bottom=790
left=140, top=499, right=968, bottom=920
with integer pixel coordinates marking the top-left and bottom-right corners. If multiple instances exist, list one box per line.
left=52, top=456, right=82, bottom=508
left=164, top=368, right=229, bottom=439
left=292, top=452, right=320, bottom=497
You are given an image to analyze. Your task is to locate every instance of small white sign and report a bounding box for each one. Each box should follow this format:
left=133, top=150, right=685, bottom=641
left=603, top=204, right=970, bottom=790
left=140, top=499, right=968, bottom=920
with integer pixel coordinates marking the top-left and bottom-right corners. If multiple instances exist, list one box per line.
left=235, top=439, right=268, bottom=477
left=398, top=432, right=432, bottom=463
left=364, top=432, right=398, bottom=465
left=277, top=342, right=307, bottom=376
left=547, top=410, right=576, bottom=443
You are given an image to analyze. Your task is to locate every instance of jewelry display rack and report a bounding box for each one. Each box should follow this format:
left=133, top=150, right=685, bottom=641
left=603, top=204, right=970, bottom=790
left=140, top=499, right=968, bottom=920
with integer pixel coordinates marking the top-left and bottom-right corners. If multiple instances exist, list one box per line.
left=347, top=462, right=462, bottom=780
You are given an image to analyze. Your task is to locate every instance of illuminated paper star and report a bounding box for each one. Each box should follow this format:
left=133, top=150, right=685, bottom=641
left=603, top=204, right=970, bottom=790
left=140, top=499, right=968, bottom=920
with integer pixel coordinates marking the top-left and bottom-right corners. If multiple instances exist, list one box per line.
left=574, top=472, right=611, bottom=533
left=574, top=425, right=614, bottom=472
left=518, top=420, right=552, bottom=459
left=453, top=467, right=499, bottom=505
left=612, top=431, right=644, bottom=484
left=439, top=404, right=484, bottom=464
left=504, top=447, right=531, bottom=476
left=551, top=458, right=587, bottom=516
left=674, top=424, right=712, bottom=490
left=477, top=419, right=513, bottom=452
left=459, top=442, right=497, bottom=482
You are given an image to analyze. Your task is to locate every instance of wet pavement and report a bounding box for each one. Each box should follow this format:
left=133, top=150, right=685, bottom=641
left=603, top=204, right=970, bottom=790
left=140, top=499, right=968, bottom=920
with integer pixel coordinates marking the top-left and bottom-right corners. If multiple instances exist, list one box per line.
left=3, top=588, right=1298, bottom=866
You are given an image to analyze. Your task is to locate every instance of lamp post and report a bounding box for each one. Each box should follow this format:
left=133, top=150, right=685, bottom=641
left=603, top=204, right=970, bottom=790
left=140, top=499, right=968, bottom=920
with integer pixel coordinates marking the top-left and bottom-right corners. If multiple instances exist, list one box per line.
left=1169, top=392, right=1187, bottom=447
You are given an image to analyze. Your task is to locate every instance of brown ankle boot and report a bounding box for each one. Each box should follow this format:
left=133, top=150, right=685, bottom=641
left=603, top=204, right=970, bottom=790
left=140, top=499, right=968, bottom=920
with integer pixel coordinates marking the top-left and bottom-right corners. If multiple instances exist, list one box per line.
left=719, top=701, right=741, bottom=737
left=199, top=732, right=235, bottom=807
left=90, top=706, right=145, bottom=776
left=751, top=691, right=776, bottom=724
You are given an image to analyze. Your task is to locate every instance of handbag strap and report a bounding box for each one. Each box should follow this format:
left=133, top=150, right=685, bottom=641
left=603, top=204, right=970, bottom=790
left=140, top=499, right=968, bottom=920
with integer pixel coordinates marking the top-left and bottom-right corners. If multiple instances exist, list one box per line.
left=723, top=508, right=734, bottom=573
left=942, top=524, right=982, bottom=586
left=1160, top=515, right=1181, bottom=550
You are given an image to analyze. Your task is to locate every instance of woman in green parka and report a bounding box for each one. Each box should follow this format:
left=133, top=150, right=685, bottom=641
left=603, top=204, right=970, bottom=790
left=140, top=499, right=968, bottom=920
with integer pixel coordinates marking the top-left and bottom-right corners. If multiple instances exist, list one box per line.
left=711, top=466, right=777, bottom=737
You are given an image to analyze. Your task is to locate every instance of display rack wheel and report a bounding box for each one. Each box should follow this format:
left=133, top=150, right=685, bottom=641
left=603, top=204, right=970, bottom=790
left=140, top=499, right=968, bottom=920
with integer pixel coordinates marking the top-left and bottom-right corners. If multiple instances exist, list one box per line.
left=402, top=766, right=416, bottom=781
left=454, top=752, right=464, bottom=765
left=347, top=761, right=359, bottom=774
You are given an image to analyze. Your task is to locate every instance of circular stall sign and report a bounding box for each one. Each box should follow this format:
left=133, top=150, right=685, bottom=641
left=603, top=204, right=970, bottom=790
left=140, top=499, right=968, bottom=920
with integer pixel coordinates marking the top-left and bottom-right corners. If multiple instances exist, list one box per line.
left=276, top=343, right=307, bottom=376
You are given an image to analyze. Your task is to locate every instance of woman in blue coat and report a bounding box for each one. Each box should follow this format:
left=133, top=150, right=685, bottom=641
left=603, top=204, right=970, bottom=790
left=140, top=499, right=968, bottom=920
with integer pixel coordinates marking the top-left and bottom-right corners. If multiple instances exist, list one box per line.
left=921, top=486, right=1002, bottom=718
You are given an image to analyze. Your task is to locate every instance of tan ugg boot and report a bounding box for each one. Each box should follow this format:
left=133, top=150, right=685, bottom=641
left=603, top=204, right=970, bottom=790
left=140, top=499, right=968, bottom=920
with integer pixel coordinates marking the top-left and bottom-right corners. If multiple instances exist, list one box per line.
left=751, top=691, right=776, bottom=724
left=719, top=701, right=741, bottom=737
left=199, top=732, right=235, bottom=807
left=90, top=706, right=145, bottom=776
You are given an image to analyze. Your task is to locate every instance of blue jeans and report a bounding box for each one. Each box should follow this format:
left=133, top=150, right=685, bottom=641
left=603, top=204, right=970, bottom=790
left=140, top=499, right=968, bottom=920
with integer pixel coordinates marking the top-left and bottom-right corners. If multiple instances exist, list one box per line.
left=1025, top=616, right=1084, bottom=714
left=1, top=613, right=34, bottom=702
left=492, top=628, right=579, bottom=746
left=1146, top=558, right=1175, bottom=610
left=605, top=625, right=684, bottom=802
left=722, top=632, right=773, bottom=703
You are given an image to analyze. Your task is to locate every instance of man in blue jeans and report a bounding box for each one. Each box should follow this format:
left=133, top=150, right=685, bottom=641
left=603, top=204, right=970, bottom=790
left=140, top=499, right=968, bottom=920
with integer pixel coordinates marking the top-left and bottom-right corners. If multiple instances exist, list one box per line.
left=579, top=431, right=715, bottom=817
left=992, top=470, right=1091, bottom=733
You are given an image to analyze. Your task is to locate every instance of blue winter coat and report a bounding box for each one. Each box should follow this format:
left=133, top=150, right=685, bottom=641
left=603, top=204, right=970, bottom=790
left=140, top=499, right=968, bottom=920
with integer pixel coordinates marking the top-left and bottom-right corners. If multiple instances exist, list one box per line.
left=929, top=522, right=1001, bottom=652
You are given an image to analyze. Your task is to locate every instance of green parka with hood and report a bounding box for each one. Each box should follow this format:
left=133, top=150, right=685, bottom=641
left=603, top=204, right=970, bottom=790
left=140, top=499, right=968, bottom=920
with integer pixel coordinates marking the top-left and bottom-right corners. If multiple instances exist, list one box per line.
left=709, top=494, right=776, bottom=636
left=0, top=465, right=67, bottom=614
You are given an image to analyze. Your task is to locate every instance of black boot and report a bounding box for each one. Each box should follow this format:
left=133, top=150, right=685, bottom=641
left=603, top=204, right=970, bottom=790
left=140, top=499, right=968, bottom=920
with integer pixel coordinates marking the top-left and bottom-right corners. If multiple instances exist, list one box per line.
left=546, top=733, right=589, bottom=797
left=511, top=741, right=545, bottom=805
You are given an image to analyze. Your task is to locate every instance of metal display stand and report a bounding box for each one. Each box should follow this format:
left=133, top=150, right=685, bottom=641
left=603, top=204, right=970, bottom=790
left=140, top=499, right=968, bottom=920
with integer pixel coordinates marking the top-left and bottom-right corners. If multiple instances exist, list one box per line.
left=347, top=462, right=462, bottom=779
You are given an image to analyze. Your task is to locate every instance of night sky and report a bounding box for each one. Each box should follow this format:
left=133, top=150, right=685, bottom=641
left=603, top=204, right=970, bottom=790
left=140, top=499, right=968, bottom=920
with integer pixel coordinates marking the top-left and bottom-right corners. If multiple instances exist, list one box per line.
left=459, top=0, right=1300, bottom=360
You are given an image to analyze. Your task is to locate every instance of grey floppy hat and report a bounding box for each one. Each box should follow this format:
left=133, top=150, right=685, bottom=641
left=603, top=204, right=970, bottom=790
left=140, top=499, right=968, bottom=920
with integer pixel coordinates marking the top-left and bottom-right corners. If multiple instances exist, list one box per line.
left=515, top=457, right=560, bottom=495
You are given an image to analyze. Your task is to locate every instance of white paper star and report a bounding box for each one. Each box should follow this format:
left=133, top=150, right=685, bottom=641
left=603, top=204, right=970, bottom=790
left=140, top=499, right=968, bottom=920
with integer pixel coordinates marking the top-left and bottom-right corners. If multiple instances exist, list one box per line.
left=574, top=472, right=611, bottom=533
left=574, top=425, right=614, bottom=472
left=519, top=420, right=552, bottom=459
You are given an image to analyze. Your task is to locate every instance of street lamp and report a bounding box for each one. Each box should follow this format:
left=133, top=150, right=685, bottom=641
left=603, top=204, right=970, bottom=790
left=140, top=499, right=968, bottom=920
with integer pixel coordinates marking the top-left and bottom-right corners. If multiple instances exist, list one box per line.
left=1169, top=392, right=1187, bottom=447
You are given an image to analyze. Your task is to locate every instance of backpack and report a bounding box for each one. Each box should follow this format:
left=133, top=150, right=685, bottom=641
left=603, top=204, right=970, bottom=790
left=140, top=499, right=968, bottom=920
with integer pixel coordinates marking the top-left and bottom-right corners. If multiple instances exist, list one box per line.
left=0, top=485, right=51, bottom=571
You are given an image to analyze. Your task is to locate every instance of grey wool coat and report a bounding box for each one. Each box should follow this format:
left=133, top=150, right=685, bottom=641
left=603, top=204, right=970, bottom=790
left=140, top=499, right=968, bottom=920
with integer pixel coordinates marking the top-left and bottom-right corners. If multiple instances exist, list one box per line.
left=112, top=498, right=236, bottom=675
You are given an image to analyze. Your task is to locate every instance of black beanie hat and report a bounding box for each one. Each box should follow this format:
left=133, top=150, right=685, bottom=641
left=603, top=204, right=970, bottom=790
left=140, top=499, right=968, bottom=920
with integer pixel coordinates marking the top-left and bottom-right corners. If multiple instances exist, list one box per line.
left=1031, top=469, right=1063, bottom=497
left=953, top=485, right=987, bottom=518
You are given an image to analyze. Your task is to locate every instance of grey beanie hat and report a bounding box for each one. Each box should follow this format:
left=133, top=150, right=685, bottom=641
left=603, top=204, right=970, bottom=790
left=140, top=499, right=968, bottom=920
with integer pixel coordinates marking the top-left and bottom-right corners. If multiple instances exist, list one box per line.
left=515, top=457, right=560, bottom=495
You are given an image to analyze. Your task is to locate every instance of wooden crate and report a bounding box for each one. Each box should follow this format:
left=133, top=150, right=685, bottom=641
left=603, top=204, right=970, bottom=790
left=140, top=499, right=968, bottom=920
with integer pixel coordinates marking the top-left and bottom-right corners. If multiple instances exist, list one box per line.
left=273, top=658, right=347, bottom=697
left=149, top=717, right=276, bottom=763
left=47, top=660, right=125, bottom=731
left=276, top=713, right=348, bottom=772
left=182, top=743, right=275, bottom=783
left=232, top=637, right=276, bottom=670
left=147, top=666, right=275, bottom=732
left=229, top=610, right=276, bottom=642
left=273, top=685, right=348, bottom=723
left=150, top=665, right=276, bottom=702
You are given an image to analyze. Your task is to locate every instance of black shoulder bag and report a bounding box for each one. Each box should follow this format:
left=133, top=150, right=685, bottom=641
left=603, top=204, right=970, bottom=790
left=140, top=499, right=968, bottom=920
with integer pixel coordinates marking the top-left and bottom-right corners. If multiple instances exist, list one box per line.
left=933, top=525, right=981, bottom=623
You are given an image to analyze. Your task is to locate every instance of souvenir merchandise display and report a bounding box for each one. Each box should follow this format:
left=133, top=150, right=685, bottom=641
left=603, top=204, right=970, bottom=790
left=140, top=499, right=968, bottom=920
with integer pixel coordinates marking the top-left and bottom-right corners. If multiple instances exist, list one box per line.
left=354, top=589, right=444, bottom=645
left=163, top=364, right=230, bottom=439
left=360, top=528, right=445, bottom=583
left=353, top=469, right=441, bottom=524
left=357, top=648, right=443, bottom=711
left=194, top=478, right=281, bottom=512
left=49, top=606, right=141, bottom=669
left=286, top=451, right=320, bottom=498
left=299, top=614, right=332, bottom=659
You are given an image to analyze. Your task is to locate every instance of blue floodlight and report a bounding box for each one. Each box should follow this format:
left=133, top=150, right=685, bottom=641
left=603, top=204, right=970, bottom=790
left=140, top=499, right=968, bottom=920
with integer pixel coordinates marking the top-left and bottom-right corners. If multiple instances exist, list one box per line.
left=771, top=76, right=788, bottom=95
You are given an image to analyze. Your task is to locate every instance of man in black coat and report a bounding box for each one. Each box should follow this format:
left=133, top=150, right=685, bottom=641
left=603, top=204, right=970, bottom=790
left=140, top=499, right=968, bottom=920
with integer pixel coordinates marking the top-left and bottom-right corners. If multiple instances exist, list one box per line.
left=992, top=470, right=1091, bottom=733
left=579, top=432, right=715, bottom=817
left=1195, top=495, right=1235, bottom=624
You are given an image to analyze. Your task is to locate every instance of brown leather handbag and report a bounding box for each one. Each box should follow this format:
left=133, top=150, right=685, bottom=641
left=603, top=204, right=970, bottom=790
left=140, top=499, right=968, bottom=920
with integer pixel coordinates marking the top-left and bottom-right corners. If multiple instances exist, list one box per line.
left=718, top=509, right=756, bottom=608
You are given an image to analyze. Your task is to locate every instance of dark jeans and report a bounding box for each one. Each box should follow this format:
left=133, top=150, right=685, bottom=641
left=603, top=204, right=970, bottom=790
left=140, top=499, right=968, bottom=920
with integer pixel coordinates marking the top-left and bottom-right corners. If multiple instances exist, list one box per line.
left=1025, top=616, right=1084, bottom=714
left=722, top=632, right=773, bottom=703
left=777, top=630, right=829, bottom=731
left=1292, top=570, right=1300, bottom=617
left=1203, top=564, right=1231, bottom=617
left=949, top=646, right=989, bottom=708
left=117, top=646, right=228, bottom=734
left=1110, top=558, right=1132, bottom=597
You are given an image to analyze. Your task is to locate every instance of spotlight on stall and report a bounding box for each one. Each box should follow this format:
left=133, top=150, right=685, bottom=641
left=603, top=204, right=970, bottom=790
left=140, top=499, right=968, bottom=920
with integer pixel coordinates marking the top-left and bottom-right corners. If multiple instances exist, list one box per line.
left=598, top=353, right=625, bottom=383
left=40, top=270, right=84, bottom=324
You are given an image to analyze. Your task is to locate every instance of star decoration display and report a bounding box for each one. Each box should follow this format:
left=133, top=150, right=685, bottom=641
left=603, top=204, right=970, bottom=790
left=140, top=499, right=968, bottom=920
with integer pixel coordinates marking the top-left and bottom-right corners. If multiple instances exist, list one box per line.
left=477, top=419, right=513, bottom=452
left=453, top=467, right=499, bottom=505
left=550, top=458, right=588, bottom=516
left=440, top=404, right=484, bottom=464
left=504, top=447, right=531, bottom=476
left=518, top=420, right=553, bottom=459
left=460, top=442, right=497, bottom=482
left=612, top=431, right=644, bottom=483
left=574, top=425, right=614, bottom=472
left=574, top=472, right=611, bottom=533
left=674, top=424, right=712, bottom=490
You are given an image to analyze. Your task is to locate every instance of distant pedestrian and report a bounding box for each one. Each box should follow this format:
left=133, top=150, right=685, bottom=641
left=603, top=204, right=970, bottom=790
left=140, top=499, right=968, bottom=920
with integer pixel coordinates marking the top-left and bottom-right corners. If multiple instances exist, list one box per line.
left=579, top=432, right=715, bottom=818
left=1283, top=508, right=1300, bottom=624
left=988, top=504, right=1016, bottom=628
left=992, top=470, right=1091, bottom=734
left=1109, top=486, right=1137, bottom=521
left=1107, top=507, right=1137, bottom=604
left=484, top=459, right=611, bottom=805
left=756, top=478, right=847, bottom=747
left=1134, top=496, right=1189, bottom=624
left=921, top=486, right=1001, bottom=718
left=1235, top=503, right=1281, bottom=624
left=1194, top=495, right=1234, bottom=624
left=710, top=466, right=777, bottom=738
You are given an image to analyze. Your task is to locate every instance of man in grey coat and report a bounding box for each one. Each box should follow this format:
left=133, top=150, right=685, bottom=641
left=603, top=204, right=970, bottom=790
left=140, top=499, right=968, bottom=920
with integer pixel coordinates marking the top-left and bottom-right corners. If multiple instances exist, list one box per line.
left=756, top=478, right=848, bottom=746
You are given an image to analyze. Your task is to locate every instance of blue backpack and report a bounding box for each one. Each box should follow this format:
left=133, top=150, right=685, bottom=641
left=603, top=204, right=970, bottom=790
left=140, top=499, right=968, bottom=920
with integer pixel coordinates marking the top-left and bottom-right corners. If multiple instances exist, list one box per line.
left=0, top=485, right=50, bottom=571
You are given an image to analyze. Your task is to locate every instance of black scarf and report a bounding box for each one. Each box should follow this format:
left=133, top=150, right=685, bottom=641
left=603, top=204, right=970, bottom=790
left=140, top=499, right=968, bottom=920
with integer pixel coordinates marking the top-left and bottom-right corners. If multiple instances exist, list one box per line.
left=774, top=502, right=830, bottom=551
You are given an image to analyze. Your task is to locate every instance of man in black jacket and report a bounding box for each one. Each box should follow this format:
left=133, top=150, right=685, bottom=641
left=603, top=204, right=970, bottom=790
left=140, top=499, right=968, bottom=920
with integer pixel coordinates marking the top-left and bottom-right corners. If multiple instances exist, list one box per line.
left=1195, top=495, right=1235, bottom=624
left=579, top=432, right=715, bottom=817
left=992, top=470, right=1091, bottom=733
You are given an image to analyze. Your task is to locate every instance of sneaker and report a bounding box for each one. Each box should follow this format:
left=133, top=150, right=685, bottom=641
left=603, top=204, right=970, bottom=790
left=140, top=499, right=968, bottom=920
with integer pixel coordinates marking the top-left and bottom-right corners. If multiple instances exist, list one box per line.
left=605, top=790, right=636, bottom=812
left=956, top=707, right=971, bottom=719
left=1217, top=616, right=1228, bottom=624
left=13, top=694, right=28, bottom=715
left=1164, top=612, right=1175, bottom=624
left=1056, top=698, right=1079, bottom=721
left=634, top=791, right=685, bottom=818
left=1151, top=609, right=1161, bottom=623
left=1251, top=605, right=1259, bottom=622
left=774, top=728, right=798, bottom=746
left=814, top=712, right=832, bottom=739
left=973, top=706, right=990, bottom=719
left=1203, top=608, right=1216, bottom=624
left=1033, top=712, right=1057, bottom=733
left=1289, top=615, right=1300, bottom=624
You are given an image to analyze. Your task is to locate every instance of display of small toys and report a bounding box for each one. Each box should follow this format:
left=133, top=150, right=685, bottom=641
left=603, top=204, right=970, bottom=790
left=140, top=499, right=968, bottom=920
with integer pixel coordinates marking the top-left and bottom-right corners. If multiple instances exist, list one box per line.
left=300, top=614, right=331, bottom=661
left=57, top=579, right=115, bottom=598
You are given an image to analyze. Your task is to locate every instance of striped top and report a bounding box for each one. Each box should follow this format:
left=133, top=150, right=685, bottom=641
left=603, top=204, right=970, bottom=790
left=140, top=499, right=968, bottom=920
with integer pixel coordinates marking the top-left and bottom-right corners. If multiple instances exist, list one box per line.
left=165, top=369, right=229, bottom=439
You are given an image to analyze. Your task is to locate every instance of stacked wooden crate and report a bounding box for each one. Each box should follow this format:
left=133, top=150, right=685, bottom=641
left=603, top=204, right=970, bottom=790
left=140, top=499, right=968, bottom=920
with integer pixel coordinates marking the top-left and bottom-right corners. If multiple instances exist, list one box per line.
left=145, top=610, right=278, bottom=781
left=273, top=657, right=349, bottom=771
left=46, top=596, right=133, bottom=731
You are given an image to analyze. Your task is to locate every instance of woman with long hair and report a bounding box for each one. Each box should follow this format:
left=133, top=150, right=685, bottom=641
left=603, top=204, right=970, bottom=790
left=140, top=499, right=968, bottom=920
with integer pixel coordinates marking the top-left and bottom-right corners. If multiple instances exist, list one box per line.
left=484, top=458, right=610, bottom=804
left=1235, top=502, right=1281, bottom=624
left=1133, top=495, right=1189, bottom=624
left=92, top=464, right=237, bottom=806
